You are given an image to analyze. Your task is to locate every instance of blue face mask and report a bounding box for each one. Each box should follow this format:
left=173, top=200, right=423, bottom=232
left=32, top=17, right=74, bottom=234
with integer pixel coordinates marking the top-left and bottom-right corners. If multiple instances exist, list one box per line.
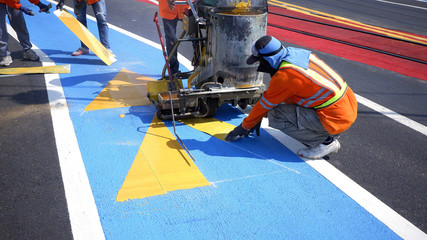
left=253, top=37, right=311, bottom=70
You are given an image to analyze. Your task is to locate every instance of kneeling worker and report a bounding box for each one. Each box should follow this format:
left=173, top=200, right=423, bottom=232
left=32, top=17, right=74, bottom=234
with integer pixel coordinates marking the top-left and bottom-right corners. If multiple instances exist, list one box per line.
left=226, top=35, right=358, bottom=159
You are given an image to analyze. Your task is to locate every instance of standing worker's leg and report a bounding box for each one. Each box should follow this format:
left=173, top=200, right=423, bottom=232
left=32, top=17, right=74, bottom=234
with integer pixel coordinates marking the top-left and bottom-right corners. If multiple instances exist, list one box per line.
left=162, top=17, right=179, bottom=76
left=0, top=3, right=12, bottom=66
left=91, top=0, right=110, bottom=51
left=72, top=0, right=90, bottom=56
left=6, top=6, right=39, bottom=61
left=268, top=104, right=340, bottom=159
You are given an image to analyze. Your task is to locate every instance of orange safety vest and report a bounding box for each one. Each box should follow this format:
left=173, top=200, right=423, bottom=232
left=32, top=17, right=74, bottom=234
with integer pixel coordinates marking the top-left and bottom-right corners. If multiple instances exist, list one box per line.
left=0, top=0, right=40, bottom=10
left=242, top=54, right=357, bottom=135
left=158, top=0, right=188, bottom=20
left=76, top=0, right=99, bottom=5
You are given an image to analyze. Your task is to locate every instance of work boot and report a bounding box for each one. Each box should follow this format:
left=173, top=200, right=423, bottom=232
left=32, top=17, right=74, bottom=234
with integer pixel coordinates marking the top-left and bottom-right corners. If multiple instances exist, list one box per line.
left=23, top=49, right=40, bottom=61
left=297, top=138, right=341, bottom=159
left=0, top=55, right=13, bottom=66
left=108, top=49, right=116, bottom=58
left=72, top=47, right=90, bottom=56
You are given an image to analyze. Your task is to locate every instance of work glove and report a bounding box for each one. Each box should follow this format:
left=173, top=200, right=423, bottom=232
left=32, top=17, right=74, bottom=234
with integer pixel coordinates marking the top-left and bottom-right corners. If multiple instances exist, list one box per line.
left=56, top=0, right=65, bottom=10
left=19, top=6, right=34, bottom=16
left=225, top=120, right=261, bottom=142
left=249, top=119, right=262, bottom=137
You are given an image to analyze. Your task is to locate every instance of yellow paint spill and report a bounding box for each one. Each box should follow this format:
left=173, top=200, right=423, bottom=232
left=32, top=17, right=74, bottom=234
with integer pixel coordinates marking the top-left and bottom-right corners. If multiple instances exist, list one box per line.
left=116, top=115, right=210, bottom=202
left=120, top=114, right=125, bottom=118
left=53, top=9, right=116, bottom=65
left=0, top=64, right=70, bottom=75
left=179, top=118, right=237, bottom=141
left=85, top=69, right=155, bottom=111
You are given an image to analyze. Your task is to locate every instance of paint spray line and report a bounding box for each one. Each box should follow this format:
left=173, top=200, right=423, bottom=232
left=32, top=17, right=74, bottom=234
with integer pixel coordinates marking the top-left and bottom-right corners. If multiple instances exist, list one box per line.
left=226, top=141, right=302, bottom=175
left=210, top=170, right=290, bottom=187
left=6, top=25, right=106, bottom=240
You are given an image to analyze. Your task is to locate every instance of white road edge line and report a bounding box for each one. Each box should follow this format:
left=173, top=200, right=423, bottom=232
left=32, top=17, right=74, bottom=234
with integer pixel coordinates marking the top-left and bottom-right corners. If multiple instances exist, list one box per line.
left=42, top=1, right=427, bottom=239
left=375, top=0, right=427, bottom=11
left=356, top=94, right=427, bottom=136
left=6, top=25, right=106, bottom=240
left=262, top=122, right=427, bottom=240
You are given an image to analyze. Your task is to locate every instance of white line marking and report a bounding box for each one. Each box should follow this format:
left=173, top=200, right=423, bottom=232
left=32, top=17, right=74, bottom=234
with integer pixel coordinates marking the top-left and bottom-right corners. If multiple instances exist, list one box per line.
left=7, top=24, right=106, bottom=240
left=261, top=121, right=427, bottom=240
left=356, top=94, right=427, bottom=136
left=376, top=0, right=427, bottom=10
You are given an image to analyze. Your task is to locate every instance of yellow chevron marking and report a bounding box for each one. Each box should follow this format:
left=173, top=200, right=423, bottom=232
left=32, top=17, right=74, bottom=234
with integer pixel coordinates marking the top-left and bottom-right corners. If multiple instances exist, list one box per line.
left=85, top=69, right=154, bottom=111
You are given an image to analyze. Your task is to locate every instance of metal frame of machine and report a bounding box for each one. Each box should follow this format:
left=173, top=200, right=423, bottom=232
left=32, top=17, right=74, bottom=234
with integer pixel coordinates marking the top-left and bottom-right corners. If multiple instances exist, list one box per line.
left=149, top=0, right=268, bottom=120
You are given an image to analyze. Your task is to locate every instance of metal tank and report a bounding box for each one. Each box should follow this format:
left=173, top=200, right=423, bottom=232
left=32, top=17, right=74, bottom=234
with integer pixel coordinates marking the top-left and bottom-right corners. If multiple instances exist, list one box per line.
left=190, top=0, right=268, bottom=88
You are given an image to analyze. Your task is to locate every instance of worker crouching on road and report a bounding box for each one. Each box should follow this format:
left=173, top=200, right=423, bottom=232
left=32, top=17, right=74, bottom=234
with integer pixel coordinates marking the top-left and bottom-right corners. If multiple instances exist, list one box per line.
left=225, top=35, right=358, bottom=159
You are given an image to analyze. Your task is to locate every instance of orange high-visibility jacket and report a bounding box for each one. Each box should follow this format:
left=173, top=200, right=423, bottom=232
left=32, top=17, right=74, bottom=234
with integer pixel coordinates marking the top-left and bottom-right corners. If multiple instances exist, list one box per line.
left=158, top=0, right=188, bottom=20
left=0, top=0, right=41, bottom=10
left=76, top=0, right=99, bottom=5
left=243, top=54, right=358, bottom=135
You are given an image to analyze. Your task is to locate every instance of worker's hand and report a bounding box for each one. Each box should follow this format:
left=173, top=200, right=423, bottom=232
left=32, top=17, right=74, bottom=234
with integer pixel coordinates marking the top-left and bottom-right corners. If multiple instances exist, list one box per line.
left=19, top=6, right=34, bottom=16
left=56, top=0, right=65, bottom=10
left=168, top=0, right=176, bottom=11
left=225, top=124, right=251, bottom=142
left=249, top=119, right=262, bottom=136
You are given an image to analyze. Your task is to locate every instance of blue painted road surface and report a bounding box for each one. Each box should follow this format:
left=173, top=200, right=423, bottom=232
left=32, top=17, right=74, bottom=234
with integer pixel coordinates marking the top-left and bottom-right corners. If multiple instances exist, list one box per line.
left=7, top=0, right=425, bottom=239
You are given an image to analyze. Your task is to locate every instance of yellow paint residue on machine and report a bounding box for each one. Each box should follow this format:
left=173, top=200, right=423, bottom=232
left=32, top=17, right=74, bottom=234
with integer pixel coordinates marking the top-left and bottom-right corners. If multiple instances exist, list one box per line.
left=231, top=1, right=251, bottom=14
left=85, top=69, right=155, bottom=111
left=116, top=115, right=210, bottom=202
left=53, top=9, right=116, bottom=65
left=179, top=118, right=237, bottom=141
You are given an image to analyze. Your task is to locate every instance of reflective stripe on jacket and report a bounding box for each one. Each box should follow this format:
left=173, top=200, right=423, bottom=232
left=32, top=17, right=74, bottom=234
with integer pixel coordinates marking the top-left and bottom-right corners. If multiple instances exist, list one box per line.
left=0, top=0, right=41, bottom=10
left=158, top=0, right=188, bottom=20
left=242, top=53, right=357, bottom=135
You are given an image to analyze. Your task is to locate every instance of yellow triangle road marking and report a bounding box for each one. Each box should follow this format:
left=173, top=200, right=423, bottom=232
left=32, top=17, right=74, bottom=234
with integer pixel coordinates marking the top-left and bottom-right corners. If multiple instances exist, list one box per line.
left=116, top=115, right=210, bottom=202
left=179, top=118, right=237, bottom=141
left=85, top=69, right=155, bottom=111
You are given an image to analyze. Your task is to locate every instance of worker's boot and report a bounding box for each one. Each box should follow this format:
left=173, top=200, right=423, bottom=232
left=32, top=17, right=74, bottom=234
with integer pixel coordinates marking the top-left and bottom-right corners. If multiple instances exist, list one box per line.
left=0, top=55, right=13, bottom=66
left=297, top=138, right=341, bottom=159
left=23, top=49, right=40, bottom=61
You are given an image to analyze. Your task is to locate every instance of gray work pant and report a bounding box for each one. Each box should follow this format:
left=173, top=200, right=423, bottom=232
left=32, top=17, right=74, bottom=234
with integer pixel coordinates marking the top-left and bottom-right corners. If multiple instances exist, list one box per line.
left=0, top=3, right=32, bottom=57
left=268, top=104, right=336, bottom=147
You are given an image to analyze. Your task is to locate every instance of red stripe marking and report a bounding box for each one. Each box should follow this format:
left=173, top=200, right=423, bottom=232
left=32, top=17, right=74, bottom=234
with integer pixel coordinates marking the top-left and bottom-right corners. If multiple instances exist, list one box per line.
left=267, top=6, right=427, bottom=80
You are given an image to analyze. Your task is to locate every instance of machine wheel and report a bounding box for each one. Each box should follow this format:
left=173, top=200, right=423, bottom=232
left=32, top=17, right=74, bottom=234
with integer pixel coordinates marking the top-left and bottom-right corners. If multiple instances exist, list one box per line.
left=198, top=98, right=218, bottom=118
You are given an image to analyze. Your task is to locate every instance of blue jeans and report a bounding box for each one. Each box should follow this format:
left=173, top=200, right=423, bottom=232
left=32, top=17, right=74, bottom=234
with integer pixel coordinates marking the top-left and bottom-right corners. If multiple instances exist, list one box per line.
left=74, top=0, right=110, bottom=50
left=162, top=17, right=179, bottom=75
left=0, top=3, right=32, bottom=57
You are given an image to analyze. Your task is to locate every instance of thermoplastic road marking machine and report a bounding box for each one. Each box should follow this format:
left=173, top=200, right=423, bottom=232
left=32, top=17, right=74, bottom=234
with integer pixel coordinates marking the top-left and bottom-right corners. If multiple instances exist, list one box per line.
left=149, top=0, right=268, bottom=120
